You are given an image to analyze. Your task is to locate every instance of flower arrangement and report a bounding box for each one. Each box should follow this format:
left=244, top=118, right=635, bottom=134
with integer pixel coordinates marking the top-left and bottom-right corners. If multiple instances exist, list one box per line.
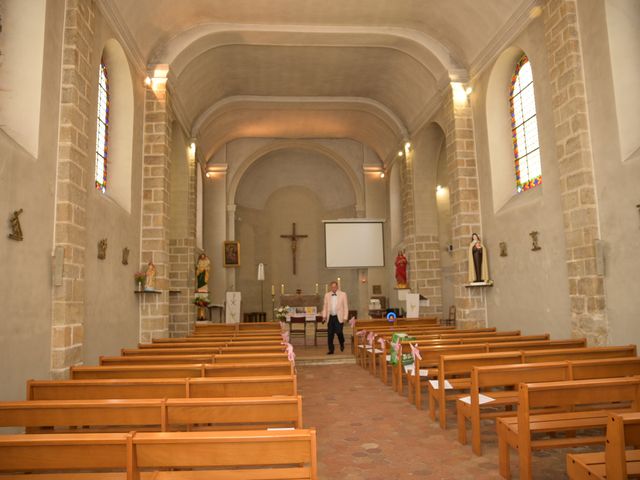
left=274, top=305, right=290, bottom=322
left=134, top=271, right=146, bottom=290
left=193, top=297, right=210, bottom=307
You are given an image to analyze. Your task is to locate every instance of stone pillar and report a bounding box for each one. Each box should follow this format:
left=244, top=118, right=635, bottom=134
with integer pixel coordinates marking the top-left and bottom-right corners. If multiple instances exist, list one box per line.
left=397, top=147, right=443, bottom=316
left=50, top=0, right=96, bottom=379
left=543, top=0, right=608, bottom=344
left=169, top=154, right=198, bottom=337
left=443, top=87, right=487, bottom=328
left=140, top=84, right=172, bottom=342
left=225, top=204, right=237, bottom=290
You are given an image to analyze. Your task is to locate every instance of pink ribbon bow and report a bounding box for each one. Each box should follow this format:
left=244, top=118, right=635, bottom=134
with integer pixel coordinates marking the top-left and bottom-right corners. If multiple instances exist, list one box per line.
left=378, top=337, right=386, bottom=349
left=281, top=331, right=290, bottom=344
left=349, top=317, right=356, bottom=329
left=367, top=331, right=376, bottom=346
left=410, top=343, right=422, bottom=362
left=285, top=343, right=296, bottom=364
left=356, top=330, right=367, bottom=337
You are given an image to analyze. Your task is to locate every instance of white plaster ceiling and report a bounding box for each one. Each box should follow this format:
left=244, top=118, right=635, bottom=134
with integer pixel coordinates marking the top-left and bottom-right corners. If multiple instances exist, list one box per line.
left=104, top=0, right=535, bottom=162
left=235, top=149, right=356, bottom=210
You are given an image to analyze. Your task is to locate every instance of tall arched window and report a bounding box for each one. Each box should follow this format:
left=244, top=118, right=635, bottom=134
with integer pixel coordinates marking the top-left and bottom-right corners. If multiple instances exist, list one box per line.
left=95, top=60, right=109, bottom=193
left=510, top=55, right=541, bottom=192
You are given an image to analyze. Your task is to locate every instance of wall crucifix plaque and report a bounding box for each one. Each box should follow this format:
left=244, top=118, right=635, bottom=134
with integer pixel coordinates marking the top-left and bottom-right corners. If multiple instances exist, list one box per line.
left=280, top=222, right=308, bottom=275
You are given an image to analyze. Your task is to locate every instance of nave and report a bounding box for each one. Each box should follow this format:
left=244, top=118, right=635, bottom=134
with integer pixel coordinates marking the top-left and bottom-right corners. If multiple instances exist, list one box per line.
left=2, top=317, right=640, bottom=479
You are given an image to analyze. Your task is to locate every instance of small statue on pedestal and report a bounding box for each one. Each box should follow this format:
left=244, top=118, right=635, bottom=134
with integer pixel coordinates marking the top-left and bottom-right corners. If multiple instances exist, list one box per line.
left=395, top=250, right=408, bottom=288
left=468, top=233, right=490, bottom=283
left=145, top=261, right=157, bottom=291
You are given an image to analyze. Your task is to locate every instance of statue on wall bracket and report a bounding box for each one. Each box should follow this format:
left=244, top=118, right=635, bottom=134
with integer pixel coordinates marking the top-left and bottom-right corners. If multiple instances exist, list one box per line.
left=468, top=233, right=491, bottom=284
left=8, top=209, right=23, bottom=241
left=395, top=250, right=408, bottom=288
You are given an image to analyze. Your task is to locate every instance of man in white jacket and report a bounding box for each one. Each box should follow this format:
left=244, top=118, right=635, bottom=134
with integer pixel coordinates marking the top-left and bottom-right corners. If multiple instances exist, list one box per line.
left=321, top=280, right=349, bottom=354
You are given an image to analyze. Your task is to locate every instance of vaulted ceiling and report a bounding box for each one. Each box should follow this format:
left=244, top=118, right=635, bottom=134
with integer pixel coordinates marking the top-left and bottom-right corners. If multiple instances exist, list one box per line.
left=102, top=0, right=536, bottom=164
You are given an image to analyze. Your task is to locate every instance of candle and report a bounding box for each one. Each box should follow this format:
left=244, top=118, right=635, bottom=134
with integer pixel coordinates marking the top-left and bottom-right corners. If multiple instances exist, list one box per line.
left=315, top=283, right=319, bottom=295
left=325, top=283, right=329, bottom=293
left=337, top=277, right=341, bottom=290
left=271, top=284, right=275, bottom=296
left=281, top=284, right=285, bottom=295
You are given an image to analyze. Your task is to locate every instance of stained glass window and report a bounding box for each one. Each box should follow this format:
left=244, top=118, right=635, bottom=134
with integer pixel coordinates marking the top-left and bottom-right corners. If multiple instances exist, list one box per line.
left=95, top=61, right=109, bottom=193
left=510, top=55, right=542, bottom=192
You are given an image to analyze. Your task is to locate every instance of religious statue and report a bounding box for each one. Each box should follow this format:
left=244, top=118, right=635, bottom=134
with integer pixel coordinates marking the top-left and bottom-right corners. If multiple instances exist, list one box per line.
left=8, top=208, right=24, bottom=241
left=395, top=250, right=408, bottom=288
left=145, top=261, right=157, bottom=291
left=97, top=238, right=107, bottom=260
left=468, top=233, right=490, bottom=283
left=196, top=253, right=211, bottom=293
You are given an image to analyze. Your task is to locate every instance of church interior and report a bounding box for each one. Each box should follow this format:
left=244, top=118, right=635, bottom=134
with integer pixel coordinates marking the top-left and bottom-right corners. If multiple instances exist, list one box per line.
left=1, top=0, right=640, bottom=478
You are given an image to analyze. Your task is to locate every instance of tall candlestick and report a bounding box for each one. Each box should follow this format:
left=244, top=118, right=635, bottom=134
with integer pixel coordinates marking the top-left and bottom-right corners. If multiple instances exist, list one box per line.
left=337, top=277, right=341, bottom=290
left=315, top=283, right=319, bottom=295
left=281, top=284, right=285, bottom=295
left=271, top=284, right=275, bottom=296
left=325, top=283, right=328, bottom=293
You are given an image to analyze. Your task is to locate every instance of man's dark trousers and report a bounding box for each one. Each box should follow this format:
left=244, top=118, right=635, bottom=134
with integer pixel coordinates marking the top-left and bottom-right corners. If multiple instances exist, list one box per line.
left=327, top=315, right=345, bottom=353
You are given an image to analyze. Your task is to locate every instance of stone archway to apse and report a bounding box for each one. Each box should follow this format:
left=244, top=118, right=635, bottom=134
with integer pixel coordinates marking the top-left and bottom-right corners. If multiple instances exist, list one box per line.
left=229, top=143, right=363, bottom=314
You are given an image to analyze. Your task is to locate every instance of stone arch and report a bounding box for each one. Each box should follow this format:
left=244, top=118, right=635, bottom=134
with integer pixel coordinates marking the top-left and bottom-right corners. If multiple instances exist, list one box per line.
left=226, top=140, right=365, bottom=212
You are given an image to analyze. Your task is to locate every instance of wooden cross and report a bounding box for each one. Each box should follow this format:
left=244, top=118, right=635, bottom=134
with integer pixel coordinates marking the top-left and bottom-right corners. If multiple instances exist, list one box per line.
left=280, top=222, right=308, bottom=275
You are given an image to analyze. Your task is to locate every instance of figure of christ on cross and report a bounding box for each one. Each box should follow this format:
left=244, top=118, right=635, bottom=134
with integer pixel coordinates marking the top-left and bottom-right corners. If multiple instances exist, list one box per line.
left=280, top=222, right=308, bottom=275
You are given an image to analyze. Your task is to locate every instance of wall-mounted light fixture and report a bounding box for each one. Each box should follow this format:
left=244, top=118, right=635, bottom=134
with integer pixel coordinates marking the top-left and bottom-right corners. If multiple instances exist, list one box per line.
left=363, top=165, right=385, bottom=179
left=205, top=163, right=228, bottom=179
left=146, top=64, right=169, bottom=96
left=451, top=82, right=471, bottom=104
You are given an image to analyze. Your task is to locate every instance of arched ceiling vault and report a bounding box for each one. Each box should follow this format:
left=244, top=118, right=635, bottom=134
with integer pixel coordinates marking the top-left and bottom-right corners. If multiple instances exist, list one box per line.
left=102, top=0, right=536, bottom=164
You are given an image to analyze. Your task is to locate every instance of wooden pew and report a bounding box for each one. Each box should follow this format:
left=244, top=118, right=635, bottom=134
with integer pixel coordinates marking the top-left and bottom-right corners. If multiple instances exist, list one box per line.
left=101, top=354, right=215, bottom=366
left=212, top=352, right=289, bottom=364
left=121, top=346, right=287, bottom=357
left=83, top=361, right=294, bottom=378
left=73, top=364, right=206, bottom=380
left=399, top=338, right=586, bottom=404
left=134, top=429, right=317, bottom=479
left=427, top=351, right=524, bottom=429
left=139, top=339, right=284, bottom=349
left=457, top=362, right=572, bottom=456
left=457, top=353, right=640, bottom=456
left=522, top=344, right=637, bottom=363
left=0, top=432, right=129, bottom=478
left=355, top=327, right=496, bottom=367
left=28, top=375, right=297, bottom=400
left=372, top=333, right=547, bottom=380
left=0, top=429, right=317, bottom=479
left=0, top=395, right=303, bottom=433
left=497, top=377, right=640, bottom=480
left=567, top=411, right=640, bottom=480
left=367, top=330, right=523, bottom=373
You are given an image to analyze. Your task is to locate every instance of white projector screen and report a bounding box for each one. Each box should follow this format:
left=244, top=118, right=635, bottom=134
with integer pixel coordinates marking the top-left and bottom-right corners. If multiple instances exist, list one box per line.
left=324, top=221, right=385, bottom=268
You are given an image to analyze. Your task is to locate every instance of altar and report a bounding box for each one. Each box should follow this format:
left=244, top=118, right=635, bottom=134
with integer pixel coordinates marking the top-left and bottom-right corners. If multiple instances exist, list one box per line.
left=280, top=294, right=321, bottom=321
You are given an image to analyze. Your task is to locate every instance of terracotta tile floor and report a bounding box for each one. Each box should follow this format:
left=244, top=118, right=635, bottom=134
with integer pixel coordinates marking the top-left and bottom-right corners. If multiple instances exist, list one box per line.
left=297, top=363, right=577, bottom=479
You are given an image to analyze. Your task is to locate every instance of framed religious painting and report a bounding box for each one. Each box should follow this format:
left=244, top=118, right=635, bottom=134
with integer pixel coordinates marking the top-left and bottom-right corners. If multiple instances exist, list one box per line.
left=223, top=241, right=240, bottom=267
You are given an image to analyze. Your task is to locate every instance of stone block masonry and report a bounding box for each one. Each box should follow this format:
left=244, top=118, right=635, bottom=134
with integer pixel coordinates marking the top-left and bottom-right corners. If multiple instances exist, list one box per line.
left=442, top=88, right=487, bottom=328
left=51, top=0, right=96, bottom=379
left=140, top=86, right=173, bottom=343
left=542, top=0, right=608, bottom=344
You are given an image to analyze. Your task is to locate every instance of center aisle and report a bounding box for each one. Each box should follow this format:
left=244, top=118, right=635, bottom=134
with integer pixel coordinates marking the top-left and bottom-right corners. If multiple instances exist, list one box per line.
left=297, top=363, right=500, bottom=479
left=297, top=363, right=569, bottom=479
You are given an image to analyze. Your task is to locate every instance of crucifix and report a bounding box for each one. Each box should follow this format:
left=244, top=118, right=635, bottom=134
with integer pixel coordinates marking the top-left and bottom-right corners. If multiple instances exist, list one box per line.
left=280, top=222, right=308, bottom=275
